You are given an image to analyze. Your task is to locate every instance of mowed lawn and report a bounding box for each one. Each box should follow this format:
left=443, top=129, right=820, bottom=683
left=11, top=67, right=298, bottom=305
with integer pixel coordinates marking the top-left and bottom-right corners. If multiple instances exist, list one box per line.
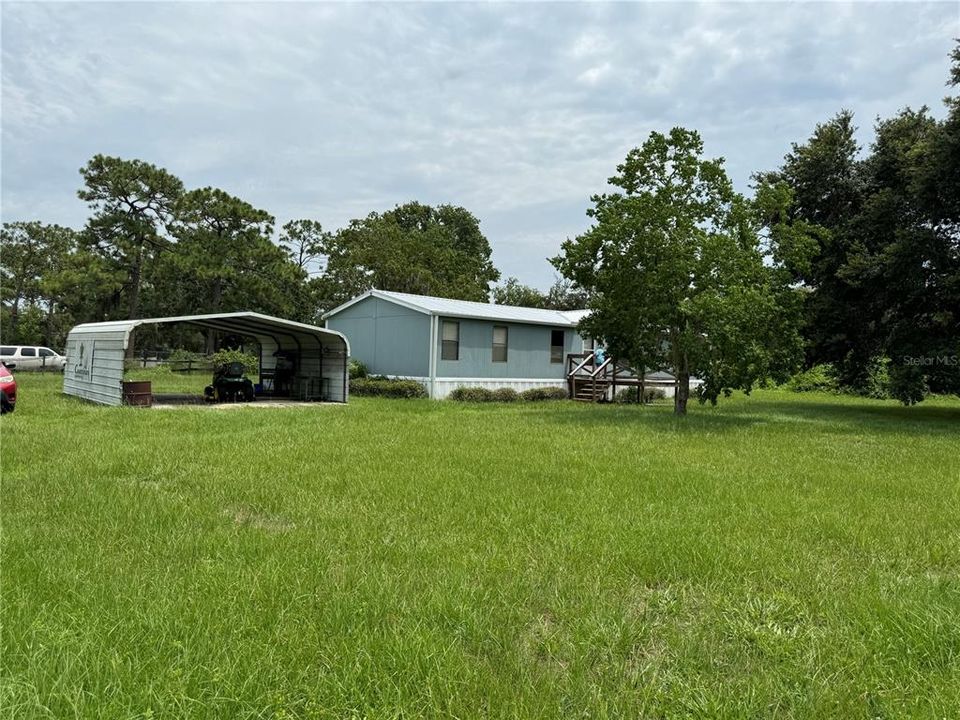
left=2, top=374, right=960, bottom=719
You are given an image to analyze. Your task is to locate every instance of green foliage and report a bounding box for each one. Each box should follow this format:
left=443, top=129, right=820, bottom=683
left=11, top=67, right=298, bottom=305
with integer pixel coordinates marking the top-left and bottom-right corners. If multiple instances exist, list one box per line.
left=553, top=128, right=810, bottom=415
left=761, top=44, right=960, bottom=402
left=448, top=386, right=497, bottom=402
left=448, top=387, right=531, bottom=402
left=491, top=277, right=548, bottom=308
left=157, top=188, right=311, bottom=339
left=451, top=386, right=570, bottom=402
left=350, top=376, right=428, bottom=399
left=317, top=201, right=500, bottom=310
left=518, top=386, right=568, bottom=401
left=208, top=349, right=258, bottom=375
left=166, top=348, right=206, bottom=363
left=545, top=277, right=591, bottom=310
left=786, top=364, right=839, bottom=393
left=614, top=387, right=667, bottom=404
left=786, top=358, right=902, bottom=402
left=0, top=221, right=105, bottom=348
left=888, top=363, right=930, bottom=406
left=348, top=359, right=368, bottom=379
left=78, top=155, right=184, bottom=320
left=861, top=356, right=892, bottom=400
left=491, top=277, right=590, bottom=311
left=279, top=219, right=331, bottom=271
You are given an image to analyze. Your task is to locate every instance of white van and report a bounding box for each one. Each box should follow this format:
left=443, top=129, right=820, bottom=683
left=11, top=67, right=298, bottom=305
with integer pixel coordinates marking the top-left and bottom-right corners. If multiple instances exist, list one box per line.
left=0, top=345, right=67, bottom=371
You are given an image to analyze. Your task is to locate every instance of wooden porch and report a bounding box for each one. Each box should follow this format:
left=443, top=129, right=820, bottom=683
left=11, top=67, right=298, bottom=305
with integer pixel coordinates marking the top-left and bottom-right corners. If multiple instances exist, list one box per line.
left=565, top=352, right=675, bottom=402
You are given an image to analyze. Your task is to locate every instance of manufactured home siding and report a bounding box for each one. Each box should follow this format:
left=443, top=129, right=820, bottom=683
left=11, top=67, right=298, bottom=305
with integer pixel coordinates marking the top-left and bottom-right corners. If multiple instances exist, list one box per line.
left=326, top=296, right=430, bottom=377
left=435, top=318, right=578, bottom=379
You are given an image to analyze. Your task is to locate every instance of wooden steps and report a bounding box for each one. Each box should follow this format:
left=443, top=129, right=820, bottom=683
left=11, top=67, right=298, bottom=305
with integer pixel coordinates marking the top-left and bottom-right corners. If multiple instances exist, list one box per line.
left=570, top=378, right=611, bottom=402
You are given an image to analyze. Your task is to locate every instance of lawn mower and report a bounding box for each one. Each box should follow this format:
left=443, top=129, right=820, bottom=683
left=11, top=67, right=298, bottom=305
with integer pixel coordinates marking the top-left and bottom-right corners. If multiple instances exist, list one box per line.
left=204, top=361, right=255, bottom=403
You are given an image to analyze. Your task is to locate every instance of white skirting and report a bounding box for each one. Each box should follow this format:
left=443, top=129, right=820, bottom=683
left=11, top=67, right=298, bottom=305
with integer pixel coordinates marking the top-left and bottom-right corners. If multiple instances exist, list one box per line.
left=432, top=377, right=568, bottom=399
left=377, top=375, right=566, bottom=399
left=376, top=375, right=702, bottom=399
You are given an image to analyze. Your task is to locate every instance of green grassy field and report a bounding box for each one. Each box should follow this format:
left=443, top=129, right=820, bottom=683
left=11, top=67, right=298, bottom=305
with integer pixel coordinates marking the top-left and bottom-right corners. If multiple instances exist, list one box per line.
left=123, top=366, right=211, bottom=395
left=2, top=373, right=959, bottom=719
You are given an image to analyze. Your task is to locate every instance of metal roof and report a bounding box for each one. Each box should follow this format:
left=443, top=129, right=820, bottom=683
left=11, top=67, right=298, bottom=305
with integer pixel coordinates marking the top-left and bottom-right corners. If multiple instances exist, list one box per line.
left=324, top=289, right=590, bottom=328
left=69, top=312, right=349, bottom=354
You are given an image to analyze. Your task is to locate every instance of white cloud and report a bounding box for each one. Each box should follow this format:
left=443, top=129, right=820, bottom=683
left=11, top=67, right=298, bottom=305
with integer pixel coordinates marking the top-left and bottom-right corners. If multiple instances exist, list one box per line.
left=577, top=62, right=613, bottom=86
left=2, top=2, right=957, bottom=287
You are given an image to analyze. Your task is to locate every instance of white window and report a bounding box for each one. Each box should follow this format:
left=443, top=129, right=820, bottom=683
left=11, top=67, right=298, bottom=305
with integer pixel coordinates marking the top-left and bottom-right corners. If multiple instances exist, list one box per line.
left=492, top=326, right=508, bottom=363
left=441, top=320, right=459, bottom=361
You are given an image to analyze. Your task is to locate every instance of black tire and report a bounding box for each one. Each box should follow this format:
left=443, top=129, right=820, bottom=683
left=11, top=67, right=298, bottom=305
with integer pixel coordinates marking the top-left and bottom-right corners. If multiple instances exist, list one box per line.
left=1, top=392, right=13, bottom=415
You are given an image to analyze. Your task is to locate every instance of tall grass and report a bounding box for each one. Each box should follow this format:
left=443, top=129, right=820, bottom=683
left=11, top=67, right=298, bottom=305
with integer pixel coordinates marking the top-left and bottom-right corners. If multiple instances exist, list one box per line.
left=2, top=374, right=959, bottom=718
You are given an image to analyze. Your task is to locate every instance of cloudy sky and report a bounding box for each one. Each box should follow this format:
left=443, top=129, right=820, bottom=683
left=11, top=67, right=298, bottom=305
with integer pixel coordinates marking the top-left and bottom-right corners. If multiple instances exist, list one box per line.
left=2, top=2, right=957, bottom=287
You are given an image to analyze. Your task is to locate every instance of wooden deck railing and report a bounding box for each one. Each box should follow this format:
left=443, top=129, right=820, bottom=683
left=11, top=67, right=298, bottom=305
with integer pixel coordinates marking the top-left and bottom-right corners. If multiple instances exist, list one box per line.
left=565, top=352, right=676, bottom=402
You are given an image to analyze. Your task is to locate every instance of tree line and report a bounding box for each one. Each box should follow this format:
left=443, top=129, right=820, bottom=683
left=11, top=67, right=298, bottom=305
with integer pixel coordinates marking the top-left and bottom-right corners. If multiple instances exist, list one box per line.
left=553, top=43, right=959, bottom=411
left=1, top=163, right=503, bottom=352
left=2, top=44, right=957, bottom=409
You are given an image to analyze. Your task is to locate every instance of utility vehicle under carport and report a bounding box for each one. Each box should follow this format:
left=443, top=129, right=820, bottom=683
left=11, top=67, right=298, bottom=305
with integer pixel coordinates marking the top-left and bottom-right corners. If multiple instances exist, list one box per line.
left=63, top=312, right=350, bottom=406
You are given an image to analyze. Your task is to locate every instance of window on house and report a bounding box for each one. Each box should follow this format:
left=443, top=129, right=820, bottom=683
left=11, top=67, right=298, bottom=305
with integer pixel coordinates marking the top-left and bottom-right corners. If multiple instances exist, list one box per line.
left=550, top=330, right=565, bottom=363
left=492, top=326, right=508, bottom=363
left=441, top=320, right=459, bottom=361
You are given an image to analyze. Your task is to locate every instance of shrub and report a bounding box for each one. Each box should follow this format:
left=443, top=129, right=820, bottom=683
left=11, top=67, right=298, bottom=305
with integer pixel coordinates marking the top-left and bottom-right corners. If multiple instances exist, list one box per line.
left=450, top=386, right=566, bottom=402
left=209, top=349, right=259, bottom=375
left=518, top=386, right=568, bottom=401
left=861, top=356, right=891, bottom=400
left=350, top=376, right=427, bottom=399
left=786, top=364, right=838, bottom=393
left=888, top=362, right=928, bottom=405
left=167, top=348, right=206, bottom=363
left=492, top=387, right=519, bottom=402
left=614, top=387, right=666, bottom=404
left=448, top=387, right=496, bottom=402
left=349, top=359, right=368, bottom=379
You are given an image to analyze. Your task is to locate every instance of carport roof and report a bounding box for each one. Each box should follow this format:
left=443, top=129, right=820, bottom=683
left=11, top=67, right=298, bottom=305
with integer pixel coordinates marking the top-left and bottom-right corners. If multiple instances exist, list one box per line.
left=69, top=312, right=349, bottom=353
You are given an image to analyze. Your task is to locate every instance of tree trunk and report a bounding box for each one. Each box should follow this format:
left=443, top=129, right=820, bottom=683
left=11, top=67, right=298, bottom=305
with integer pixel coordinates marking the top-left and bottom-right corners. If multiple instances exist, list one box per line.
left=675, top=370, right=690, bottom=415
left=128, top=245, right=143, bottom=320
left=9, top=297, right=21, bottom=342
left=674, top=347, right=690, bottom=416
left=125, top=244, right=144, bottom=359
left=669, top=326, right=689, bottom=415
left=205, top=277, right=223, bottom=354
left=44, top=301, right=55, bottom=348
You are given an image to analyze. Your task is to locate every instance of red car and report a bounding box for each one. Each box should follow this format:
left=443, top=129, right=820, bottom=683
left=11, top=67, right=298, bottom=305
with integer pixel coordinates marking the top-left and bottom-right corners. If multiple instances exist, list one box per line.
left=1, top=364, right=17, bottom=414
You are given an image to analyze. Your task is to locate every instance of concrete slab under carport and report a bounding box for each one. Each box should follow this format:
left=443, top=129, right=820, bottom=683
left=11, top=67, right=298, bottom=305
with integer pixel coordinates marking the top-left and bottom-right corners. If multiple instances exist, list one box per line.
left=151, top=395, right=346, bottom=410
left=63, top=312, right=351, bottom=406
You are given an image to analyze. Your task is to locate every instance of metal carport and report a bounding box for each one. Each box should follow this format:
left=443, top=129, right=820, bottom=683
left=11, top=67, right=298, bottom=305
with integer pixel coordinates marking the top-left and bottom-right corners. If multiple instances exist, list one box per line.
left=63, top=312, right=350, bottom=406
